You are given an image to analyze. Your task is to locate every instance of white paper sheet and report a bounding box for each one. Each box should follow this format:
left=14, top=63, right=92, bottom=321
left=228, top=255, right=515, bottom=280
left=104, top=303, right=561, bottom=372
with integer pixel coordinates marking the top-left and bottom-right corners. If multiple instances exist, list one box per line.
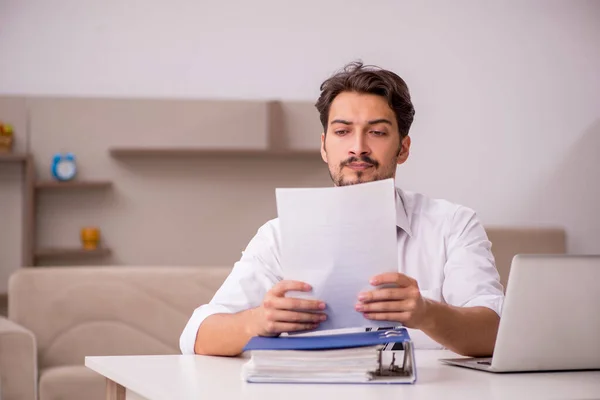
left=276, top=178, right=398, bottom=331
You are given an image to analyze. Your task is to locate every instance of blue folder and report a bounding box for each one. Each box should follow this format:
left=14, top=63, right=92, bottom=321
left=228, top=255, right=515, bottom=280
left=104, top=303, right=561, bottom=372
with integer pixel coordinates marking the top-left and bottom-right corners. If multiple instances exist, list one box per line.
left=242, top=328, right=417, bottom=384
left=243, top=328, right=411, bottom=351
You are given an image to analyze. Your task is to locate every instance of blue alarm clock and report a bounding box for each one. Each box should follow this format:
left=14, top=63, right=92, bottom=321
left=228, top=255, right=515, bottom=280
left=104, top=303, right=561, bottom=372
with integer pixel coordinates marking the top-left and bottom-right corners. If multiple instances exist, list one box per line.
left=51, top=152, right=77, bottom=181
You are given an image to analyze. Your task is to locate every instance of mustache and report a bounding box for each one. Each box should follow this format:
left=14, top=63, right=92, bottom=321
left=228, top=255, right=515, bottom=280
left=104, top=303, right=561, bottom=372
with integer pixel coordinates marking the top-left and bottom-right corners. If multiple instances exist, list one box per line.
left=340, top=156, right=379, bottom=168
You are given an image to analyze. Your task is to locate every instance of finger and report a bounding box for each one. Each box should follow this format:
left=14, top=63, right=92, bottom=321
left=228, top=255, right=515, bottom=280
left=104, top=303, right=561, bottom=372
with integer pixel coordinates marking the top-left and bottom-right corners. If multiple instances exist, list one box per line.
left=268, top=296, right=326, bottom=311
left=363, top=312, right=409, bottom=322
left=370, top=272, right=415, bottom=287
left=355, top=299, right=416, bottom=313
left=265, top=309, right=327, bottom=324
left=358, top=287, right=419, bottom=303
left=270, top=280, right=312, bottom=297
left=262, top=321, right=319, bottom=335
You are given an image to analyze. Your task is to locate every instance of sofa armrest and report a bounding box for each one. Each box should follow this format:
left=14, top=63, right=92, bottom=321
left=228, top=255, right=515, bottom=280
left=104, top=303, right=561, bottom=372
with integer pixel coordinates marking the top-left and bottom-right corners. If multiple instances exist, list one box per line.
left=0, top=316, right=37, bottom=400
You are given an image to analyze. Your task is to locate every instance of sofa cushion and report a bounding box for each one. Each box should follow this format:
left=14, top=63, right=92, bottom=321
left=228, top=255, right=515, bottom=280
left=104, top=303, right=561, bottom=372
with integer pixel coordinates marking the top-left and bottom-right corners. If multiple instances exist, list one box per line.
left=39, top=365, right=104, bottom=400
left=485, top=228, right=566, bottom=289
left=8, top=266, right=231, bottom=369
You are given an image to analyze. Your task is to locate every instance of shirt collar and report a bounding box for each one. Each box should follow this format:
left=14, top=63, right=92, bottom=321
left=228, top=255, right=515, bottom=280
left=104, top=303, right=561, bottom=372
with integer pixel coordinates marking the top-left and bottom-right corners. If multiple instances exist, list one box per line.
left=395, top=187, right=413, bottom=237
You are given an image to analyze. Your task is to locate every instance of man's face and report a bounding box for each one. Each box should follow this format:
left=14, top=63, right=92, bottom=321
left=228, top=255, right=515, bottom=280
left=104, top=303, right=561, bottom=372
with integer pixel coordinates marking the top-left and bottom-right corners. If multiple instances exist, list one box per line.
left=321, top=91, right=411, bottom=186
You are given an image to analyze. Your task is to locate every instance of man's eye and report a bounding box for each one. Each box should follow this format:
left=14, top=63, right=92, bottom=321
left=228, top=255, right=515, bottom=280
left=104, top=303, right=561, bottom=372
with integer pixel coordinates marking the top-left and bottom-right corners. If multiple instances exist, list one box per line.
left=335, top=130, right=348, bottom=136
left=371, top=131, right=386, bottom=136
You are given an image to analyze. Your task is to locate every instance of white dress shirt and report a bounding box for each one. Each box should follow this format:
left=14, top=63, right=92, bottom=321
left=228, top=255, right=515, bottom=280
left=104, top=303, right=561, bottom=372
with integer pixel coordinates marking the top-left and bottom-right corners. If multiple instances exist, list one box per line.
left=180, top=188, right=504, bottom=354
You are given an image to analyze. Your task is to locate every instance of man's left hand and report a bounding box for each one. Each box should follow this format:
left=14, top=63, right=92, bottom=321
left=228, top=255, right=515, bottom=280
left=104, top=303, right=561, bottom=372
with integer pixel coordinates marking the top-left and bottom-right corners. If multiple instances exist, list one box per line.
left=355, top=272, right=430, bottom=329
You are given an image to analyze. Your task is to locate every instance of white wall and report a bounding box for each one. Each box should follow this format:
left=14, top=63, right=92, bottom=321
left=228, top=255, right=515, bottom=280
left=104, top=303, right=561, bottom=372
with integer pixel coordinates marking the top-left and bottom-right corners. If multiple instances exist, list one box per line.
left=1, top=0, right=599, bottom=259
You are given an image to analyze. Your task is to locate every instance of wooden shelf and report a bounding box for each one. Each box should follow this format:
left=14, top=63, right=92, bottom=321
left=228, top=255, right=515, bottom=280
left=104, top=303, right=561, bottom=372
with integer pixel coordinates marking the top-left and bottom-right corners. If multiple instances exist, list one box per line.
left=35, top=180, right=113, bottom=190
left=109, top=147, right=320, bottom=159
left=0, top=153, right=30, bottom=163
left=34, top=247, right=112, bottom=260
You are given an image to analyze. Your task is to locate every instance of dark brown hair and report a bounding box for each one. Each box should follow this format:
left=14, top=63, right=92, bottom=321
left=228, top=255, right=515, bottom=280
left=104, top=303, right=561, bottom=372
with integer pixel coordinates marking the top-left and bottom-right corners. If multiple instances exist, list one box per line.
left=315, top=61, right=415, bottom=138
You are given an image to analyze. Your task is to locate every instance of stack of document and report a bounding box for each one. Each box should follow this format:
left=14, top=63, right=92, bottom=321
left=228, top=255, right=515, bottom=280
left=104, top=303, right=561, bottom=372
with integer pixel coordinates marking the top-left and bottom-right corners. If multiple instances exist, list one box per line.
left=243, top=346, right=381, bottom=383
left=275, top=179, right=399, bottom=331
left=241, top=328, right=416, bottom=384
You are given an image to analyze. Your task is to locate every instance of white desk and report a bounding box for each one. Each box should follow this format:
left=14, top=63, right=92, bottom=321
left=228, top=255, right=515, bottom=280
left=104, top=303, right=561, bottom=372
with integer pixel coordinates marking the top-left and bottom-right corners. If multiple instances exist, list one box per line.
left=86, top=351, right=600, bottom=400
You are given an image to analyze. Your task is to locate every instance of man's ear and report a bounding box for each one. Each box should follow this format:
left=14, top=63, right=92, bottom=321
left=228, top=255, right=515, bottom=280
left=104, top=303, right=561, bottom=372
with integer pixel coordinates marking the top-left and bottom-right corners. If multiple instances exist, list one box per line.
left=320, top=132, right=328, bottom=164
left=396, top=135, right=411, bottom=165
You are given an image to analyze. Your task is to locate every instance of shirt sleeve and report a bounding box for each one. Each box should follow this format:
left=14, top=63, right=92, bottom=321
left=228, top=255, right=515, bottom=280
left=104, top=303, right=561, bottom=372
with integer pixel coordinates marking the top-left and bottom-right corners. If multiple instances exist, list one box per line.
left=179, top=220, right=282, bottom=354
left=442, top=206, right=505, bottom=316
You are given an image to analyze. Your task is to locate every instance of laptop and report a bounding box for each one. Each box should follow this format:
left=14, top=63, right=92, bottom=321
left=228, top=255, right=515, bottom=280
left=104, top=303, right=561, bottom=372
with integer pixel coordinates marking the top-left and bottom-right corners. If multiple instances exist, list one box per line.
left=440, top=254, right=600, bottom=372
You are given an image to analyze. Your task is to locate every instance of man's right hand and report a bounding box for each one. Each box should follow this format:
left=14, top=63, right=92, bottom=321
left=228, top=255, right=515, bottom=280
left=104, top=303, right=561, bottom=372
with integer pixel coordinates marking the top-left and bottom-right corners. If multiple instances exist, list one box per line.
left=249, top=280, right=327, bottom=337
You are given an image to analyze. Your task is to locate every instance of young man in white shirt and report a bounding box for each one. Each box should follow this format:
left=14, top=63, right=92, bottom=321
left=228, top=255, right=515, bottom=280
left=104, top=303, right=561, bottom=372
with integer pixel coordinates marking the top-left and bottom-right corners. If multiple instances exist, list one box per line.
left=180, top=62, right=504, bottom=357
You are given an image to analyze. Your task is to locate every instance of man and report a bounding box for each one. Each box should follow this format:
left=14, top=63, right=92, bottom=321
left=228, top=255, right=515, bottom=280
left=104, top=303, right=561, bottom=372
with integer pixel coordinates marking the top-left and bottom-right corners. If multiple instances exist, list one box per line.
left=180, top=62, right=504, bottom=357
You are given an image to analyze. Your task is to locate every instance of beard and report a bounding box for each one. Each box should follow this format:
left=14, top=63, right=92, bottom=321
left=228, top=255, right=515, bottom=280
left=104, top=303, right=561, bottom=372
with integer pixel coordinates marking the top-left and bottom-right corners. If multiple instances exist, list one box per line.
left=327, top=151, right=399, bottom=187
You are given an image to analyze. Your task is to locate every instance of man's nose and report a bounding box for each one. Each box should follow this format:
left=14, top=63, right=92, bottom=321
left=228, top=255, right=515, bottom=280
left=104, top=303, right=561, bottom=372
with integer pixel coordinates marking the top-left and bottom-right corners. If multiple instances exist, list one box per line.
left=349, top=133, right=371, bottom=156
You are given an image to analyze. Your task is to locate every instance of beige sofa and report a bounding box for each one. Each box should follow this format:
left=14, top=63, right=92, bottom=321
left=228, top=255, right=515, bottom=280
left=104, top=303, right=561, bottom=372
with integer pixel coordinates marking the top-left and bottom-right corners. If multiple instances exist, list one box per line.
left=0, top=266, right=231, bottom=400
left=485, top=227, right=566, bottom=289
left=0, top=228, right=565, bottom=400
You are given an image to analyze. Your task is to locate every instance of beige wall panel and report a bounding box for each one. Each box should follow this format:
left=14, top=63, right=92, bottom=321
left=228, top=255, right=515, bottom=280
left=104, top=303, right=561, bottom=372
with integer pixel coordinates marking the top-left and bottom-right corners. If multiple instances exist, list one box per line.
left=24, top=97, right=331, bottom=268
